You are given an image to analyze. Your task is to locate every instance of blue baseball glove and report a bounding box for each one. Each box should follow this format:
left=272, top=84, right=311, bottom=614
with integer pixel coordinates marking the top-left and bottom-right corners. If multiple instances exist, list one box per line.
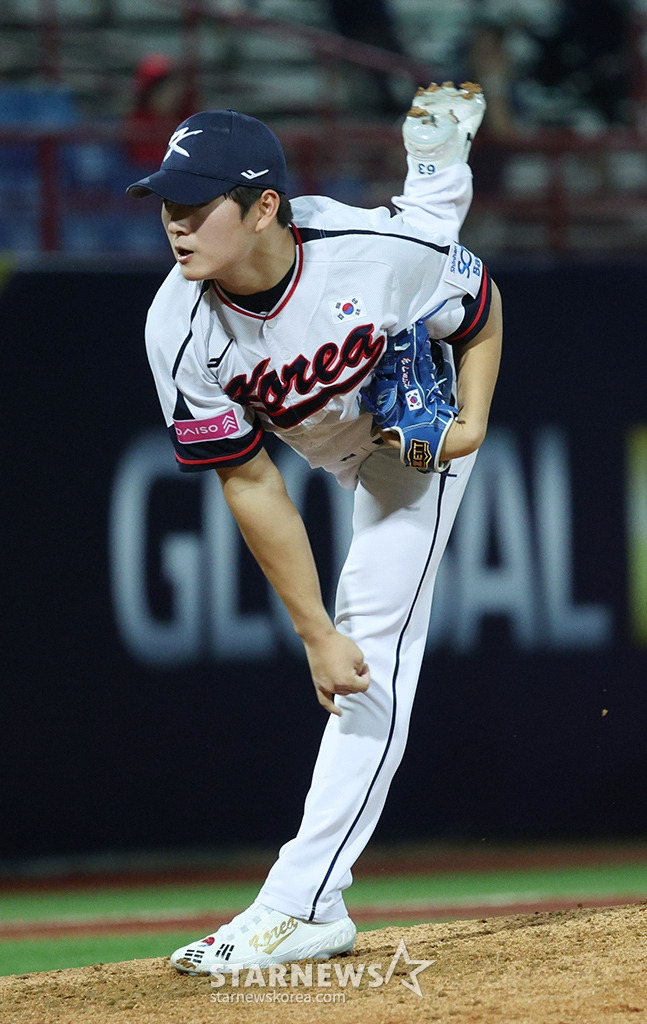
left=361, top=320, right=457, bottom=474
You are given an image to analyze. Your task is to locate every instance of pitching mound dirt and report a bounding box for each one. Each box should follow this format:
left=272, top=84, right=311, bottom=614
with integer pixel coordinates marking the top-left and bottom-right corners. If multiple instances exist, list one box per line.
left=2, top=903, right=646, bottom=1023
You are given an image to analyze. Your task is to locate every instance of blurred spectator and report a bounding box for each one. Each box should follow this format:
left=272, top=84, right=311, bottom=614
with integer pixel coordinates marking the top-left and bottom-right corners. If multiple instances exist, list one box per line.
left=468, top=0, right=634, bottom=133
left=470, top=19, right=517, bottom=137
left=325, top=0, right=409, bottom=114
left=125, top=53, right=197, bottom=168
left=532, top=0, right=632, bottom=126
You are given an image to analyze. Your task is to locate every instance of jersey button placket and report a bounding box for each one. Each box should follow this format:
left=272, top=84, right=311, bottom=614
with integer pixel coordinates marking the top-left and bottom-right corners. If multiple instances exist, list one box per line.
left=261, top=316, right=286, bottom=363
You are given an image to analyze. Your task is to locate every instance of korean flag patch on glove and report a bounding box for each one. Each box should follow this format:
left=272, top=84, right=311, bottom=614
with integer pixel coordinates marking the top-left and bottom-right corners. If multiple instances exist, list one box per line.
left=361, top=320, right=457, bottom=473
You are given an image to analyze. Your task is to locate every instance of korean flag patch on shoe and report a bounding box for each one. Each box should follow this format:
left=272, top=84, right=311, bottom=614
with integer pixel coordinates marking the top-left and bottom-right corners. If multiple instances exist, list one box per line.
left=331, top=296, right=364, bottom=322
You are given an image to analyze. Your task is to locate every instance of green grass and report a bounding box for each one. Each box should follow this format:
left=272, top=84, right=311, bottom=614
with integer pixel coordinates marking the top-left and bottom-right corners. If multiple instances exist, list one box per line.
left=1, top=860, right=646, bottom=977
left=0, top=934, right=191, bottom=978
left=0, top=882, right=261, bottom=924
left=2, top=863, right=647, bottom=926
left=0, top=923, right=432, bottom=978
left=349, top=862, right=647, bottom=907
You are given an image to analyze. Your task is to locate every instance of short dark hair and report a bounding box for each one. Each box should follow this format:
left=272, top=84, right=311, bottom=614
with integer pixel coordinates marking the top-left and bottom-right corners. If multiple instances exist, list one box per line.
left=224, top=185, right=293, bottom=227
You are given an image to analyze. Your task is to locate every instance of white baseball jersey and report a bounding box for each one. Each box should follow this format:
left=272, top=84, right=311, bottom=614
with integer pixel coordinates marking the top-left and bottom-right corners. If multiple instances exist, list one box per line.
left=145, top=152, right=494, bottom=931
left=145, top=191, right=491, bottom=488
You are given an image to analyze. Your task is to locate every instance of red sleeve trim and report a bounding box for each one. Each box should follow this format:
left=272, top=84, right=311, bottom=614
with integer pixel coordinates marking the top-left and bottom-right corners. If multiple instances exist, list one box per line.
left=173, top=424, right=265, bottom=469
left=446, top=266, right=491, bottom=343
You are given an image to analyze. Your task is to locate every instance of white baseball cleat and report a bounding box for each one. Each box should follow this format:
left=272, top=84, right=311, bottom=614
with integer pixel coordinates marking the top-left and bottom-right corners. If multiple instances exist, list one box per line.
left=170, top=902, right=357, bottom=975
left=403, top=81, right=487, bottom=168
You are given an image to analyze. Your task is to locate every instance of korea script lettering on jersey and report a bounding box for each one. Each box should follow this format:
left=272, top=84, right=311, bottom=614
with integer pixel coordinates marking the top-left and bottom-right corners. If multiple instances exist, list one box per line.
left=145, top=195, right=492, bottom=488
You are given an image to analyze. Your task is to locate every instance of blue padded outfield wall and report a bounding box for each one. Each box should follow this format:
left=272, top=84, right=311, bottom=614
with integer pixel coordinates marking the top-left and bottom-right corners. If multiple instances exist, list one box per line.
left=2, top=257, right=646, bottom=859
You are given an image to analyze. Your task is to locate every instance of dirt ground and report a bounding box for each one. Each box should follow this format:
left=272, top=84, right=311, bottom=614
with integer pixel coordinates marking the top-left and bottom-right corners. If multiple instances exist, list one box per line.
left=2, top=903, right=647, bottom=1024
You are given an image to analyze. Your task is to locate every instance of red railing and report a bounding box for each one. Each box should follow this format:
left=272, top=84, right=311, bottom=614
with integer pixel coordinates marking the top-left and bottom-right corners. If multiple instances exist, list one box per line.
left=3, top=1, right=647, bottom=255
left=30, top=0, right=435, bottom=108
left=4, top=120, right=647, bottom=255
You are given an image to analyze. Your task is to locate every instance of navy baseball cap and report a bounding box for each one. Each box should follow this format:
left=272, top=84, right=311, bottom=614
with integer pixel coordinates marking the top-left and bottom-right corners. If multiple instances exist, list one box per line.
left=126, top=109, right=288, bottom=203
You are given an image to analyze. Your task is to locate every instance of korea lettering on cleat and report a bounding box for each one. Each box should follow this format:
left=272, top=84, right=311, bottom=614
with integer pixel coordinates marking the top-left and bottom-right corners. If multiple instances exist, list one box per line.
left=249, top=917, right=299, bottom=955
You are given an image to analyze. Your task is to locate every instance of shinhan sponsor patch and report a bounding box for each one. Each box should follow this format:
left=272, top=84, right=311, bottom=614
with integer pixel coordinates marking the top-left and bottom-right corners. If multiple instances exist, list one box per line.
left=174, top=410, right=239, bottom=443
left=443, top=242, right=482, bottom=298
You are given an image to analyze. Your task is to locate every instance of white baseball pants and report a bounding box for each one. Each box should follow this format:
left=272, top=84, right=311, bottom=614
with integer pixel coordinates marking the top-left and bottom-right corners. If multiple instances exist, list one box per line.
left=258, top=445, right=477, bottom=922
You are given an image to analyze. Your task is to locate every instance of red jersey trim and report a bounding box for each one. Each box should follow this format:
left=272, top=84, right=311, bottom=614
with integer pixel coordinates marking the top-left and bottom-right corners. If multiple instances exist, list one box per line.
left=447, top=266, right=491, bottom=343
left=173, top=424, right=264, bottom=466
left=210, top=224, right=304, bottom=320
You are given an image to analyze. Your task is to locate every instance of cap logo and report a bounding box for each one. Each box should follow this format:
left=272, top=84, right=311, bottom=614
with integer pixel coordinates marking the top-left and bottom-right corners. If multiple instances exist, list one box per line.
left=164, top=126, right=204, bottom=161
left=127, top=111, right=288, bottom=202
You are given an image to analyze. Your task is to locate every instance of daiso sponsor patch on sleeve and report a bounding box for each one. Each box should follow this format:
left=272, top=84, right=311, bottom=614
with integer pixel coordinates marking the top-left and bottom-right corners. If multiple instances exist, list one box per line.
left=173, top=409, right=240, bottom=444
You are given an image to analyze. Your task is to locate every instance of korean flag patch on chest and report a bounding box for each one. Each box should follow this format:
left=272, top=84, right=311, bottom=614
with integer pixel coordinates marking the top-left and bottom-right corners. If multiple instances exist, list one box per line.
left=330, top=296, right=365, bottom=322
